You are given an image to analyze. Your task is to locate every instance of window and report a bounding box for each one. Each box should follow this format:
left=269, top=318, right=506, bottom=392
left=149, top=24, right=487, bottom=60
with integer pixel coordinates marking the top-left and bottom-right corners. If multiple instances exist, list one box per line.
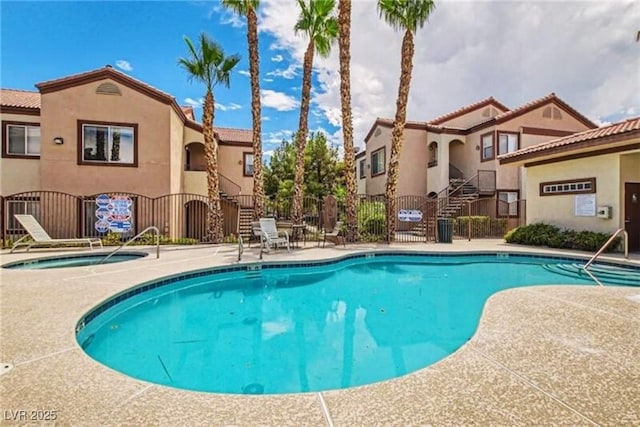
left=480, top=132, right=494, bottom=161
left=243, top=152, right=254, bottom=176
left=540, top=178, right=596, bottom=196
left=2, top=121, right=40, bottom=158
left=497, top=191, right=519, bottom=216
left=6, top=198, right=41, bottom=235
left=498, top=132, right=519, bottom=155
left=359, top=159, right=366, bottom=179
left=371, top=147, right=386, bottom=176
left=78, top=120, right=137, bottom=166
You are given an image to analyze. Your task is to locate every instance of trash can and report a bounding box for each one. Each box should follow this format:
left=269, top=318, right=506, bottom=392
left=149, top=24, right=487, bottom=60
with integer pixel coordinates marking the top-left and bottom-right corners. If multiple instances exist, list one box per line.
left=437, top=217, right=453, bottom=243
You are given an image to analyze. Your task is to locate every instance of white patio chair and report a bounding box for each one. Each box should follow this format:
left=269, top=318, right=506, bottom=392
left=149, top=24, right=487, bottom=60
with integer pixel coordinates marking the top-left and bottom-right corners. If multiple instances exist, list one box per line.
left=259, top=218, right=290, bottom=252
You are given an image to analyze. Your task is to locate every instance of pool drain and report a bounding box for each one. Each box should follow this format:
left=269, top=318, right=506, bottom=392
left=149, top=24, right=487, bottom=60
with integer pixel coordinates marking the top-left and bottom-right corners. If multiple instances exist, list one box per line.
left=0, top=363, right=14, bottom=376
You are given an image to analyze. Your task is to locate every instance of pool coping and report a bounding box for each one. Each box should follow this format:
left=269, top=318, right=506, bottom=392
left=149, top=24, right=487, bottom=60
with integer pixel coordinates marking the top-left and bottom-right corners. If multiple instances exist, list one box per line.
left=1, top=240, right=639, bottom=425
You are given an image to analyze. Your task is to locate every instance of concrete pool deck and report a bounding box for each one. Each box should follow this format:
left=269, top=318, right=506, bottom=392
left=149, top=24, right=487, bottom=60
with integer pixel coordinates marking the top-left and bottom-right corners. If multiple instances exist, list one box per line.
left=1, top=240, right=639, bottom=426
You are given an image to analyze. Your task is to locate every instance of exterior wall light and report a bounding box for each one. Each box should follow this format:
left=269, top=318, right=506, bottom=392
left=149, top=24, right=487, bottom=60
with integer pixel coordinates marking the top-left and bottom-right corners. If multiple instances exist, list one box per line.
left=53, top=137, right=64, bottom=145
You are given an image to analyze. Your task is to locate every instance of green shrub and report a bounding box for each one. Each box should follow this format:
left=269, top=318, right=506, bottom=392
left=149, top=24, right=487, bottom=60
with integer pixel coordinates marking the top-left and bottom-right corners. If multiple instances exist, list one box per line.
left=357, top=201, right=386, bottom=238
left=504, top=223, right=621, bottom=252
left=101, top=232, right=199, bottom=246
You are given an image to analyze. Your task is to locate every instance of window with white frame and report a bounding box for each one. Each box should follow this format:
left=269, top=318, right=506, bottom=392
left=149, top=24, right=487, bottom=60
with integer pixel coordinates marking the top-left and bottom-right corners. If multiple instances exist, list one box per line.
left=243, top=152, right=254, bottom=176
left=480, top=132, right=494, bottom=161
left=540, top=178, right=595, bottom=196
left=497, top=191, right=519, bottom=216
left=359, top=159, right=366, bottom=179
left=4, top=123, right=40, bottom=157
left=80, top=122, right=136, bottom=165
left=371, top=147, right=385, bottom=176
left=498, top=132, right=518, bottom=155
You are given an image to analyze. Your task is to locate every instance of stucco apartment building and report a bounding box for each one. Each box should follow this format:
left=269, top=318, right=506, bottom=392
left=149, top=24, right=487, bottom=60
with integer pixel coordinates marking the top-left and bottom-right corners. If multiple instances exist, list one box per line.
left=0, top=65, right=254, bottom=239
left=357, top=94, right=598, bottom=216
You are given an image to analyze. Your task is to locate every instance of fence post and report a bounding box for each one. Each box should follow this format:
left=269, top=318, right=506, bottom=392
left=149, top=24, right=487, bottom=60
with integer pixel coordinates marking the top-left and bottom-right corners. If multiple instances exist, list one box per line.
left=467, top=201, right=472, bottom=242
left=0, top=195, right=4, bottom=248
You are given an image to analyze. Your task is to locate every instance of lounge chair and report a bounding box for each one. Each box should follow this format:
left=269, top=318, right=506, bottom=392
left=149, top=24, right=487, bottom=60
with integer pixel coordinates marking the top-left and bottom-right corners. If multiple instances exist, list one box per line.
left=259, top=218, right=290, bottom=252
left=321, top=220, right=345, bottom=248
left=10, top=214, right=103, bottom=253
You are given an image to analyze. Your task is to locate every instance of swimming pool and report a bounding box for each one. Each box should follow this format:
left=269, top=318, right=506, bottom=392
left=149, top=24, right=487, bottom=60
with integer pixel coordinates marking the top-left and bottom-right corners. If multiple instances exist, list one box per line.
left=76, top=252, right=639, bottom=395
left=2, top=251, right=147, bottom=269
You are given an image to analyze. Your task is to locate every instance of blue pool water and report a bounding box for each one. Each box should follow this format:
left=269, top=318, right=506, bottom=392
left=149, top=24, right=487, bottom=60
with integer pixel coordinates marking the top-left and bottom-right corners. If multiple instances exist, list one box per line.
left=76, top=253, right=639, bottom=395
left=2, top=252, right=147, bottom=269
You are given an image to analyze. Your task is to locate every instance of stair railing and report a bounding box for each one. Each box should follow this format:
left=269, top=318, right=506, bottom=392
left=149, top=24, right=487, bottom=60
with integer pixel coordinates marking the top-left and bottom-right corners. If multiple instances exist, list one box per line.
left=218, top=173, right=242, bottom=197
left=97, top=226, right=160, bottom=264
left=582, top=228, right=629, bottom=286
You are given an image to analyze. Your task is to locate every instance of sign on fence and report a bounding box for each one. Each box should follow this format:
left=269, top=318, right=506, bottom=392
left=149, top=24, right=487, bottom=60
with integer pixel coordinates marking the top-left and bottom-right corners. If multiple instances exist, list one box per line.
left=398, top=209, right=423, bottom=222
left=94, top=194, right=133, bottom=233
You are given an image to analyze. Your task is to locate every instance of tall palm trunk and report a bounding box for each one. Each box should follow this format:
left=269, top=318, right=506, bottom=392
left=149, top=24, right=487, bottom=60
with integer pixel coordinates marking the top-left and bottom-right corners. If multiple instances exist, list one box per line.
left=203, top=90, right=223, bottom=242
left=385, top=29, right=415, bottom=242
left=292, top=41, right=315, bottom=225
left=247, top=7, right=264, bottom=220
left=338, top=0, right=357, bottom=242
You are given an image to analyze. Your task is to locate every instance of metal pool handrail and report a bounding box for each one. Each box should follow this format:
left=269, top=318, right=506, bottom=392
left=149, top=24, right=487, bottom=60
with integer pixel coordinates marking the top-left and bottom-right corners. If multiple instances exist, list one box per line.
left=238, top=235, right=243, bottom=262
left=582, top=228, right=629, bottom=286
left=97, top=226, right=160, bottom=264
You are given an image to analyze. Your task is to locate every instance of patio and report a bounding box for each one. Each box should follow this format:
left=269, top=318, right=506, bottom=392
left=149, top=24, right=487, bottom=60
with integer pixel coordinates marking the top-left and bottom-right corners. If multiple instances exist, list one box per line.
left=1, top=241, right=638, bottom=425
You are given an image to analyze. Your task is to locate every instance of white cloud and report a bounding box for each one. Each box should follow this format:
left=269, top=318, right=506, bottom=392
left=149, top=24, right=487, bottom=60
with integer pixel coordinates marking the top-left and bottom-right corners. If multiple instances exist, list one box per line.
left=215, top=102, right=242, bottom=111
left=263, top=78, right=274, bottom=82
left=258, top=0, right=640, bottom=150
left=263, top=116, right=271, bottom=121
left=266, top=63, right=299, bottom=79
left=260, top=89, right=299, bottom=111
left=238, top=70, right=251, bottom=76
left=213, top=4, right=244, bottom=28
left=184, top=97, right=203, bottom=108
left=271, top=54, right=284, bottom=62
left=115, top=60, right=133, bottom=71
left=262, top=130, right=294, bottom=145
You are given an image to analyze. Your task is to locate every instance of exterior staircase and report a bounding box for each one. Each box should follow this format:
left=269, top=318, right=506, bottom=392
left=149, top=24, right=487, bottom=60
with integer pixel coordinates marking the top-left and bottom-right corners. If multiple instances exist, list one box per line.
left=437, top=178, right=479, bottom=218
left=238, top=207, right=253, bottom=241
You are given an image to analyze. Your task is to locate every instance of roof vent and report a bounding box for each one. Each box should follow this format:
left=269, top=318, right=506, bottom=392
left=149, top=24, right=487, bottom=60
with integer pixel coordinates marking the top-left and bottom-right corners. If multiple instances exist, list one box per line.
left=105, top=64, right=113, bottom=69
left=96, top=82, right=122, bottom=96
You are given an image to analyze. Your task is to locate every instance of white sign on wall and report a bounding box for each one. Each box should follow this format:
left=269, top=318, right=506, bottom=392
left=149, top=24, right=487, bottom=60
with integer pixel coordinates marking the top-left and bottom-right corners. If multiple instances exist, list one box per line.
left=398, top=209, right=423, bottom=222
left=574, top=194, right=596, bottom=217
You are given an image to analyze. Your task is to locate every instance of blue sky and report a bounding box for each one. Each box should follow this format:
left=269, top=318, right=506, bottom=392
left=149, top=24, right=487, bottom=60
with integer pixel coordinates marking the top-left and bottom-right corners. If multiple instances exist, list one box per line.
left=1, top=1, right=638, bottom=158
left=1, top=0, right=333, bottom=156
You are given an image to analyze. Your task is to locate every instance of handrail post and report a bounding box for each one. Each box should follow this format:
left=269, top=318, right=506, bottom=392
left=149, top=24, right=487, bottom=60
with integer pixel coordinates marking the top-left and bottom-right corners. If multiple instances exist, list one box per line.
left=582, top=228, right=629, bottom=286
left=98, top=225, right=160, bottom=264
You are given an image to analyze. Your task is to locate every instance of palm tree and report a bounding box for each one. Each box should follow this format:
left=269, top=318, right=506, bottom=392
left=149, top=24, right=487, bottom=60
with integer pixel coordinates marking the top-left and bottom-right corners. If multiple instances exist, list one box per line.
left=221, top=0, right=265, bottom=220
left=179, top=33, right=241, bottom=243
left=377, top=0, right=436, bottom=242
left=337, top=0, right=357, bottom=242
left=291, top=0, right=338, bottom=226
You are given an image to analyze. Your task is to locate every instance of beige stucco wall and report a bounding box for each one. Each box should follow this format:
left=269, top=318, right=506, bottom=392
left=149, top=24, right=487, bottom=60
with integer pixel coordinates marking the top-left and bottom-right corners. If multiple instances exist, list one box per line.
left=435, top=105, right=505, bottom=129
left=397, top=128, right=429, bottom=196
left=182, top=171, right=207, bottom=197
left=0, top=112, right=41, bottom=194
left=218, top=144, right=254, bottom=196
left=525, top=154, right=621, bottom=233
left=169, top=109, right=184, bottom=194
left=39, top=78, right=173, bottom=197
left=365, top=126, right=391, bottom=195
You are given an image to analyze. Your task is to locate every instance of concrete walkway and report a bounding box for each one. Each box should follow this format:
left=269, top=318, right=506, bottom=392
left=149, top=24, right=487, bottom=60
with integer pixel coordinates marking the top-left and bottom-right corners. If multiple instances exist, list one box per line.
left=1, top=240, right=638, bottom=426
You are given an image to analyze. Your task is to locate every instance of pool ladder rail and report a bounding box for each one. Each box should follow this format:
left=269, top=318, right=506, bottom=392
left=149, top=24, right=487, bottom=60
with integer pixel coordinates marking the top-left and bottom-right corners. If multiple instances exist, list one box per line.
left=97, top=226, right=160, bottom=265
left=582, top=228, right=629, bottom=287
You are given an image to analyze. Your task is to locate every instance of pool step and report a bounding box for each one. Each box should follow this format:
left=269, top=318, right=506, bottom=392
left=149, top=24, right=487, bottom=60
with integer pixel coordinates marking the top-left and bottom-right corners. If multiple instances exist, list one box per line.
left=542, top=263, right=640, bottom=286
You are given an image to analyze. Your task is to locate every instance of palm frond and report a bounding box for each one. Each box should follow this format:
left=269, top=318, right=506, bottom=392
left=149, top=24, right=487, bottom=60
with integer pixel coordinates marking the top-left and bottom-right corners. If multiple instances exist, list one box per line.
left=377, top=0, right=435, bottom=33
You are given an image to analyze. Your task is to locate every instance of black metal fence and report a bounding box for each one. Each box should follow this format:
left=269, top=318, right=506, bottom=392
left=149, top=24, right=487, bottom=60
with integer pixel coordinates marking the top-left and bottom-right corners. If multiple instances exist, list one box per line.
left=1, top=191, right=525, bottom=247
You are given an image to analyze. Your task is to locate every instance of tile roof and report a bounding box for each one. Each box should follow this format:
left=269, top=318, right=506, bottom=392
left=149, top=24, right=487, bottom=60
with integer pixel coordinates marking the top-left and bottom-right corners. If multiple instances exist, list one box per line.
left=499, top=116, right=640, bottom=162
left=0, top=88, right=41, bottom=109
left=181, top=106, right=195, bottom=121
left=215, top=127, right=253, bottom=144
left=428, top=96, right=510, bottom=125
